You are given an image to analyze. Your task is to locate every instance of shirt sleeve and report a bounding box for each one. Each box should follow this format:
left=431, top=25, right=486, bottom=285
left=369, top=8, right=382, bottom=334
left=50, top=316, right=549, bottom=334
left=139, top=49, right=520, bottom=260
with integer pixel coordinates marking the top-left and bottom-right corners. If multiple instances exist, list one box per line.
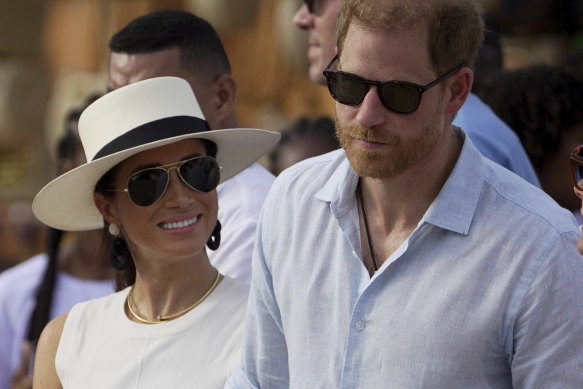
left=224, top=200, right=290, bottom=389
left=510, top=230, right=583, bottom=387
left=0, top=273, right=17, bottom=389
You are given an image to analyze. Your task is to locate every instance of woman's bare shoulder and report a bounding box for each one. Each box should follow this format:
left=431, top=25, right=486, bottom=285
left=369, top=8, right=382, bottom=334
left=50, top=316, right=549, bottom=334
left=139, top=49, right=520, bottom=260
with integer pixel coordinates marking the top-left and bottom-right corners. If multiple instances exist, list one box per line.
left=33, top=313, right=69, bottom=389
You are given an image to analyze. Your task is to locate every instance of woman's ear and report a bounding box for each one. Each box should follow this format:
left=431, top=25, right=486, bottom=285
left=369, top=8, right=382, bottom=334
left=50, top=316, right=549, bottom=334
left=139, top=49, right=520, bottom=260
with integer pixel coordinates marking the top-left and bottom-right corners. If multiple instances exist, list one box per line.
left=94, top=192, right=119, bottom=227
left=444, top=67, right=473, bottom=115
left=213, top=74, right=237, bottom=123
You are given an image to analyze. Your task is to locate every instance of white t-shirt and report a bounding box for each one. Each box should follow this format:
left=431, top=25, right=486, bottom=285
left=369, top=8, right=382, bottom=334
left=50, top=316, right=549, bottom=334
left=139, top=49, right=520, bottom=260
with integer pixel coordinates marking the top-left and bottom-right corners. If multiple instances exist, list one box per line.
left=210, top=163, right=275, bottom=283
left=56, top=276, right=249, bottom=389
left=0, top=253, right=114, bottom=389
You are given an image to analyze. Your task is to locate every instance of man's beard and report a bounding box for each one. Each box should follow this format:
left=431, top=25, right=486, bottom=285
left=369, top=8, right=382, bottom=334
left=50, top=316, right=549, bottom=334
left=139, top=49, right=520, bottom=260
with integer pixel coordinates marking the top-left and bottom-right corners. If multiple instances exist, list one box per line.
left=334, top=106, right=443, bottom=179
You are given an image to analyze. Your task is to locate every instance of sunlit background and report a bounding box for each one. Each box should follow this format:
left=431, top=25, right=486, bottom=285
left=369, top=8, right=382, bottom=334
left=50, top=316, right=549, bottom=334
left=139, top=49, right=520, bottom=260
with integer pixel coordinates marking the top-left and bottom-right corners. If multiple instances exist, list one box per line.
left=0, top=0, right=581, bottom=269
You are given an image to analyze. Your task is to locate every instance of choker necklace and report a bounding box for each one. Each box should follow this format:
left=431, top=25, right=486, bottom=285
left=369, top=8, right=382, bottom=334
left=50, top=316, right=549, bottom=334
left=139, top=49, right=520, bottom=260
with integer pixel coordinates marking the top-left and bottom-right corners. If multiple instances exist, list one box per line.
left=358, top=183, right=378, bottom=272
left=127, top=269, right=221, bottom=324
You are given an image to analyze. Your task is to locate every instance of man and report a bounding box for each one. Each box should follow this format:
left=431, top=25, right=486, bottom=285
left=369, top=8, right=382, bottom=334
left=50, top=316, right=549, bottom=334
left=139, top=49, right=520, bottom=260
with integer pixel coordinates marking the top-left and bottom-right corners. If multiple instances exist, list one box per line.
left=293, top=0, right=541, bottom=188
left=292, top=0, right=341, bottom=84
left=107, top=10, right=275, bottom=283
left=227, top=0, right=583, bottom=387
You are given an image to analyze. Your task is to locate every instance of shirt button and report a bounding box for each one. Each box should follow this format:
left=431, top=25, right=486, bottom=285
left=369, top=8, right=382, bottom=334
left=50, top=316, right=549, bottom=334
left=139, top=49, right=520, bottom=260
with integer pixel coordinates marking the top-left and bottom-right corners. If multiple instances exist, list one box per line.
left=355, top=321, right=365, bottom=331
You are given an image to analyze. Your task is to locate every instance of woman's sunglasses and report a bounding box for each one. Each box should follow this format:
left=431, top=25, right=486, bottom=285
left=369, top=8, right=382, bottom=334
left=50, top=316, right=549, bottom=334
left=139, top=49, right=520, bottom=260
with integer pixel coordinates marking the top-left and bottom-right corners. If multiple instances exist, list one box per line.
left=570, top=145, right=583, bottom=191
left=322, top=54, right=462, bottom=114
left=109, top=156, right=221, bottom=207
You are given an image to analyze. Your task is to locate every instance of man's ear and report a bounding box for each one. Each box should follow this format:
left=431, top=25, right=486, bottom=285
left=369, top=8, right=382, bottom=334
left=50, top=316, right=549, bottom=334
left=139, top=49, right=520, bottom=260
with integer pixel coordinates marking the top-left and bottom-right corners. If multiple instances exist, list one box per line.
left=94, top=192, right=119, bottom=227
left=444, top=67, right=473, bottom=115
left=213, top=74, right=237, bottom=123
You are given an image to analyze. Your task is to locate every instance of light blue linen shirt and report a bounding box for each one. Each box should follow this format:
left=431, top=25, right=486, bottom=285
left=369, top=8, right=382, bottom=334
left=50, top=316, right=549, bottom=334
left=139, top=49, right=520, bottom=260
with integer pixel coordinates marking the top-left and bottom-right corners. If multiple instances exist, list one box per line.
left=453, top=93, right=541, bottom=188
left=226, top=131, right=583, bottom=389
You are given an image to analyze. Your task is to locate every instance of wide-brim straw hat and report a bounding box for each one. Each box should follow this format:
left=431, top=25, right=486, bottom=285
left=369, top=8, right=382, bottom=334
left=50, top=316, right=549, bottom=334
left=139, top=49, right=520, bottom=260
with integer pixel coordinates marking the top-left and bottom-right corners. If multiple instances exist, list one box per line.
left=33, top=76, right=280, bottom=231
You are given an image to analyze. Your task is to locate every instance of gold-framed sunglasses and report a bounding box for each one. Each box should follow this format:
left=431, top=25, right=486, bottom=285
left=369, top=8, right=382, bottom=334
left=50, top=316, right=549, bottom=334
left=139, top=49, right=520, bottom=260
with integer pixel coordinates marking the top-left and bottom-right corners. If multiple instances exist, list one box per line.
left=108, top=156, right=221, bottom=207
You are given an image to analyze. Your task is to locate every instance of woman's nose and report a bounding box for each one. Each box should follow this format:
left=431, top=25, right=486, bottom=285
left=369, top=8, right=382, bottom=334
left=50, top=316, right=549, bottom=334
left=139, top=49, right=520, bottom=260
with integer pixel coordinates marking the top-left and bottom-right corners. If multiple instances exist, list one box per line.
left=162, top=168, right=194, bottom=207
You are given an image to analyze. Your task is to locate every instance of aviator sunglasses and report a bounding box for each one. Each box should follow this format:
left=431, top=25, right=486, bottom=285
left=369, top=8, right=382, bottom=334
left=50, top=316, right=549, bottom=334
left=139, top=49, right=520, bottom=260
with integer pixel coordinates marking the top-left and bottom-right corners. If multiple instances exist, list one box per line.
left=570, top=145, right=583, bottom=191
left=109, top=156, right=221, bottom=207
left=323, top=54, right=463, bottom=114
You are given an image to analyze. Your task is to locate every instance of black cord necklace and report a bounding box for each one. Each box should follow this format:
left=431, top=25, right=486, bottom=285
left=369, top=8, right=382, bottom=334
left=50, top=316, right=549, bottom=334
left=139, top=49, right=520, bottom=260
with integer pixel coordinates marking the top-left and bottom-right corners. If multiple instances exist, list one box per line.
left=357, top=183, right=378, bottom=272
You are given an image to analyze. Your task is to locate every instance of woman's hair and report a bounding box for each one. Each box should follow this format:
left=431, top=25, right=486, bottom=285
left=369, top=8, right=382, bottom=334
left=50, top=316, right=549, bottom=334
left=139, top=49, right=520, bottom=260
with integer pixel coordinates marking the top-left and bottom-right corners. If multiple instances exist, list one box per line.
left=95, top=139, right=218, bottom=291
left=25, top=227, right=63, bottom=345
left=26, top=94, right=102, bottom=346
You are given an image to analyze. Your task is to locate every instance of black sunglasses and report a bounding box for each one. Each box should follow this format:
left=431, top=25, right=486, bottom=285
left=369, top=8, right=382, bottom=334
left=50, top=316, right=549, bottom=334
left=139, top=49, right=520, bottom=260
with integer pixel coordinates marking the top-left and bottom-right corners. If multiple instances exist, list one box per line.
left=570, top=145, right=583, bottom=191
left=303, top=0, right=317, bottom=13
left=109, top=156, right=221, bottom=207
left=323, top=54, right=463, bottom=114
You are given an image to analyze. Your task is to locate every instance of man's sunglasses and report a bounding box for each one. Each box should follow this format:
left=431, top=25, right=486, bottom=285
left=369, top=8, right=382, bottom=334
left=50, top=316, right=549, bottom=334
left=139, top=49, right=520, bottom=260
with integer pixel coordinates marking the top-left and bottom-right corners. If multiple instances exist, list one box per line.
left=303, top=0, right=318, bottom=13
left=109, top=156, right=221, bottom=207
left=323, top=54, right=463, bottom=114
left=570, top=145, right=583, bottom=191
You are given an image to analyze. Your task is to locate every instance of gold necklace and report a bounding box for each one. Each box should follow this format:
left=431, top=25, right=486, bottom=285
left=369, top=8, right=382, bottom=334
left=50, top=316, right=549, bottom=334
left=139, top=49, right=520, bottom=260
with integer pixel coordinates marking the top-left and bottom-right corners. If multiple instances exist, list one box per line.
left=127, top=270, right=221, bottom=324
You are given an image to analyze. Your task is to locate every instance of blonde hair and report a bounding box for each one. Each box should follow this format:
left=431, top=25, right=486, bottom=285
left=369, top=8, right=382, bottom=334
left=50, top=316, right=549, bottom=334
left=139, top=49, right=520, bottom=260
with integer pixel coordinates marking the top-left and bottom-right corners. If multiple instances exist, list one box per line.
left=336, top=0, right=484, bottom=74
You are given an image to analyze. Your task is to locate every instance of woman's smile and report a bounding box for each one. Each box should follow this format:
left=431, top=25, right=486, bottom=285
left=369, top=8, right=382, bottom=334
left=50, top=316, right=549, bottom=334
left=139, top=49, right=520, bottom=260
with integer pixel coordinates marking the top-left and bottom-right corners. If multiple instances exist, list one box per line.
left=159, top=214, right=200, bottom=231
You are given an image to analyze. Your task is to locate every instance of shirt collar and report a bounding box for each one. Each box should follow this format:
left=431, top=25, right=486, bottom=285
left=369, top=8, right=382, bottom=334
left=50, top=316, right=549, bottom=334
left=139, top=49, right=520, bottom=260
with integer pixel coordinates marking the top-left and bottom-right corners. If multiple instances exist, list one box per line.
left=314, top=151, right=359, bottom=218
left=423, top=129, right=483, bottom=235
left=314, top=128, right=484, bottom=236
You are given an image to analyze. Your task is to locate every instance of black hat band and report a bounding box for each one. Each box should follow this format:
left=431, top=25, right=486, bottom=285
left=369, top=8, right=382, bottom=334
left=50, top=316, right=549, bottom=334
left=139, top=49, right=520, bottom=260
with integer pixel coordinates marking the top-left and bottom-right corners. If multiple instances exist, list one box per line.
left=93, top=116, right=210, bottom=160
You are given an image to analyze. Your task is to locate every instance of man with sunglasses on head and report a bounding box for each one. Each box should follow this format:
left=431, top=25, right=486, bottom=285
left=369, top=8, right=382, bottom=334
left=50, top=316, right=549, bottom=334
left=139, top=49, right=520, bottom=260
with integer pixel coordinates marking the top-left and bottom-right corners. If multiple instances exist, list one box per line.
left=227, top=0, right=583, bottom=387
left=107, top=10, right=275, bottom=284
left=293, top=0, right=541, bottom=188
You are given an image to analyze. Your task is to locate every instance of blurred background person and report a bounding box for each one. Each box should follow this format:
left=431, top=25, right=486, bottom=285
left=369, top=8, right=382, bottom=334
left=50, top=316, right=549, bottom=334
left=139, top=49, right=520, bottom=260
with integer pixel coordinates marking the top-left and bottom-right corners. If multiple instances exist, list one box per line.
left=479, top=64, right=583, bottom=220
left=470, top=19, right=504, bottom=95
left=292, top=0, right=341, bottom=85
left=269, top=116, right=340, bottom=175
left=0, top=94, right=115, bottom=389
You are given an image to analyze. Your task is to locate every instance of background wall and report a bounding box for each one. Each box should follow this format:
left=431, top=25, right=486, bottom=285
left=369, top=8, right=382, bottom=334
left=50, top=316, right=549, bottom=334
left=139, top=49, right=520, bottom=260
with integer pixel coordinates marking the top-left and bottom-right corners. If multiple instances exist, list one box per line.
left=0, top=0, right=581, bottom=269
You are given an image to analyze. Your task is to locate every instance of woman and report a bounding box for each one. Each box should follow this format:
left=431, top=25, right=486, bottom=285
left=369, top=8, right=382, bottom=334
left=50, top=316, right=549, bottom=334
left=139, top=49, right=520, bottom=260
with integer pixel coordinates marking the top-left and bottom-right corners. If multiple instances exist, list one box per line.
left=0, top=96, right=115, bottom=389
left=31, top=76, right=279, bottom=388
left=569, top=145, right=583, bottom=255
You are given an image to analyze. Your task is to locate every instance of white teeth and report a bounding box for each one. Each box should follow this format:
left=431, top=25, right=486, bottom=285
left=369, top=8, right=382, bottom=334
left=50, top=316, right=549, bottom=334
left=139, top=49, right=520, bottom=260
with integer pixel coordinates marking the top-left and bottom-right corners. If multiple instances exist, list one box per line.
left=161, top=216, right=199, bottom=230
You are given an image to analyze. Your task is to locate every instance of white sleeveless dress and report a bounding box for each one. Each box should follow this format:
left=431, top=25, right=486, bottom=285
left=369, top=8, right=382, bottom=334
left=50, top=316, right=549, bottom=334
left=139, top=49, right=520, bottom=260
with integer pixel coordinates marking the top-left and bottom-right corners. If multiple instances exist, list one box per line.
left=55, top=276, right=249, bottom=389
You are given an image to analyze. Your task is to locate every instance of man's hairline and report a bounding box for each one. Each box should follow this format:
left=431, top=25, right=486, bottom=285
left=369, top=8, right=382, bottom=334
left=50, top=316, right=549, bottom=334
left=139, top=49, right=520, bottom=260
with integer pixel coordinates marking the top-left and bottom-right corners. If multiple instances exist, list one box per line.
left=109, top=46, right=222, bottom=85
